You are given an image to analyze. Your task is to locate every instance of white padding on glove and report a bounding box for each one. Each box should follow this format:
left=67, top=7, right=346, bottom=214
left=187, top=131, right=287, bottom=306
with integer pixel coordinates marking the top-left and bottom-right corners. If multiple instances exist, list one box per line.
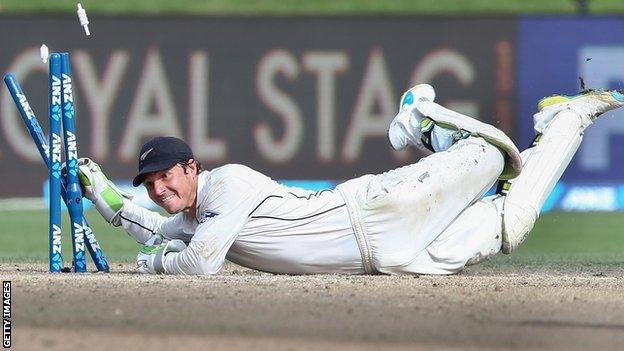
left=136, top=239, right=187, bottom=274
left=78, top=158, right=133, bottom=225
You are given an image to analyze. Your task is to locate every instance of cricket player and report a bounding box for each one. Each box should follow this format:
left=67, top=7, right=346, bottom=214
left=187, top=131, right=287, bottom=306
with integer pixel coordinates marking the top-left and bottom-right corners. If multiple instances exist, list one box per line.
left=77, top=84, right=624, bottom=275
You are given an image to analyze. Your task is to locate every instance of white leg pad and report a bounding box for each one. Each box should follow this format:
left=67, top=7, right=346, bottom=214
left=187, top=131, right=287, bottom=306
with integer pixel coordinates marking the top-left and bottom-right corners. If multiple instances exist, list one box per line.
left=415, top=101, right=523, bottom=180
left=502, top=110, right=584, bottom=253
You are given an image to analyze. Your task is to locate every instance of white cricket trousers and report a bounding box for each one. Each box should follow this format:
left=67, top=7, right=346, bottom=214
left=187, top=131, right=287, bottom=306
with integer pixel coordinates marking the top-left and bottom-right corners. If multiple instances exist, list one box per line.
left=337, top=137, right=505, bottom=275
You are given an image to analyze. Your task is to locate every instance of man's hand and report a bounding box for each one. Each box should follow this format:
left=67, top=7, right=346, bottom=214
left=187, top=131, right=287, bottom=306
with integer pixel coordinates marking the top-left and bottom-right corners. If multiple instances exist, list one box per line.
left=136, top=239, right=187, bottom=274
left=77, top=158, right=133, bottom=225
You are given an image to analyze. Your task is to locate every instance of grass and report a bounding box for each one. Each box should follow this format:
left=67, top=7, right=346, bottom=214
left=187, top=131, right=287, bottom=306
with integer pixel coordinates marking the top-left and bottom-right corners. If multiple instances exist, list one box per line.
left=1, top=210, right=623, bottom=266
left=1, top=0, right=624, bottom=16
left=490, top=212, right=624, bottom=267
left=0, top=209, right=139, bottom=263
left=515, top=212, right=624, bottom=254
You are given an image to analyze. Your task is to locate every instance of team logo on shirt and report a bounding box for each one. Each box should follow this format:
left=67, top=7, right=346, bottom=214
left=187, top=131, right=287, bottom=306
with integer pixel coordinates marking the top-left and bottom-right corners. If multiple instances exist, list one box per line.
left=199, top=210, right=219, bottom=223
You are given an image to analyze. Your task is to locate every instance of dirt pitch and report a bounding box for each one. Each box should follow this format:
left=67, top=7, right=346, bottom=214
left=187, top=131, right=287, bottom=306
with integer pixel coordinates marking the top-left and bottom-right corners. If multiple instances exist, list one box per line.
left=3, top=261, right=624, bottom=351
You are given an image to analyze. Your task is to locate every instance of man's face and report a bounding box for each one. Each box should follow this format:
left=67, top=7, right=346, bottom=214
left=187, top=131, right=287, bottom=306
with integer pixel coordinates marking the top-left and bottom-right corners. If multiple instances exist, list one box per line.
left=143, top=162, right=197, bottom=215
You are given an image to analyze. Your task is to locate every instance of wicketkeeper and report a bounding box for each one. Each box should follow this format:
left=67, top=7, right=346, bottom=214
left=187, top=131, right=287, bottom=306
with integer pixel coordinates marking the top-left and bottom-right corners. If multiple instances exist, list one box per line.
left=77, top=84, right=624, bottom=275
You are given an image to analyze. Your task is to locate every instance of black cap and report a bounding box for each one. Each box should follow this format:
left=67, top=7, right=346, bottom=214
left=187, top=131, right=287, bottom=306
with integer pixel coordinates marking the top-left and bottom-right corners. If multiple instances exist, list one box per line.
left=132, top=136, right=194, bottom=187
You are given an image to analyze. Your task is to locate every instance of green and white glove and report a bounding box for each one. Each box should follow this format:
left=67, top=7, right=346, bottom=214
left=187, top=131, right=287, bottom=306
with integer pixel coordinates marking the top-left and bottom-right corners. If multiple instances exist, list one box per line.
left=77, top=157, right=133, bottom=226
left=136, top=239, right=187, bottom=274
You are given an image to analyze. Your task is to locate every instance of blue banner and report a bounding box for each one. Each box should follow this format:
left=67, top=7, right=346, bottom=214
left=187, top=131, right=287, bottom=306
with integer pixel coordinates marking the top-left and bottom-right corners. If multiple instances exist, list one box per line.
left=518, top=17, right=624, bottom=182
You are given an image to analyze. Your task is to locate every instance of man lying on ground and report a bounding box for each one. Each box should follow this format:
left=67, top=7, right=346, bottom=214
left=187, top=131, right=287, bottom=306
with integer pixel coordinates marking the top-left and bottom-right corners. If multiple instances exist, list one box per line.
left=77, top=84, right=624, bottom=275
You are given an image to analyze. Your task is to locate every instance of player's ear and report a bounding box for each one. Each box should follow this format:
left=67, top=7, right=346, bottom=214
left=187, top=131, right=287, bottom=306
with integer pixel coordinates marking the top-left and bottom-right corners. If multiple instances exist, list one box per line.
left=187, top=159, right=197, bottom=174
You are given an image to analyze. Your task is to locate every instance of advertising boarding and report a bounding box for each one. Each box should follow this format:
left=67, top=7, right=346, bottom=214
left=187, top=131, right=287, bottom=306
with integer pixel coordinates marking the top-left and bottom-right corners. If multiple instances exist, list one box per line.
left=518, top=17, right=624, bottom=211
left=0, top=17, right=516, bottom=197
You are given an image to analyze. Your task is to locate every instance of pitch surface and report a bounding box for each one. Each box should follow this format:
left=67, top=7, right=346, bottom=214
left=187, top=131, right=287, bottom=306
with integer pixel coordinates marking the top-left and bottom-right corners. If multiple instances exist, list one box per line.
left=4, top=261, right=624, bottom=351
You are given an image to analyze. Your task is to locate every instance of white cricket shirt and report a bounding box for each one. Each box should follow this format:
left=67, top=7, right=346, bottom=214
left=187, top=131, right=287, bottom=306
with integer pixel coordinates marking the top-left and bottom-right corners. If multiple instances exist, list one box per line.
left=119, top=164, right=364, bottom=275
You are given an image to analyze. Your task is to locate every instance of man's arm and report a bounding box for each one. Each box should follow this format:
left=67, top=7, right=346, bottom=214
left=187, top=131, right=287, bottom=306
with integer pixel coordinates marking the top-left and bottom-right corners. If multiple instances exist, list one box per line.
left=117, top=200, right=183, bottom=244
left=161, top=170, right=265, bottom=275
left=159, top=219, right=240, bottom=275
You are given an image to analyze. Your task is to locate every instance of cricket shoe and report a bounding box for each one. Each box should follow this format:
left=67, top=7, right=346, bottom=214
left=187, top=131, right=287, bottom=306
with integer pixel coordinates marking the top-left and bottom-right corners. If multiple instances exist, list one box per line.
left=500, top=89, right=624, bottom=254
left=388, top=84, right=522, bottom=180
left=387, top=84, right=436, bottom=151
left=533, top=89, right=624, bottom=133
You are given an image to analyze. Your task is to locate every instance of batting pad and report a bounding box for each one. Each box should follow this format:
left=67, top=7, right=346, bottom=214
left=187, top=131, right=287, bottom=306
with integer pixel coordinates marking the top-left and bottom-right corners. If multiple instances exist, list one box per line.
left=502, top=110, right=583, bottom=253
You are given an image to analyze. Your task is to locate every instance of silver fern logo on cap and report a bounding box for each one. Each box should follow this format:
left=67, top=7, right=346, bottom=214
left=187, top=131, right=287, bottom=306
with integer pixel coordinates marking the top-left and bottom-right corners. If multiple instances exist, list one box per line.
left=140, top=147, right=154, bottom=161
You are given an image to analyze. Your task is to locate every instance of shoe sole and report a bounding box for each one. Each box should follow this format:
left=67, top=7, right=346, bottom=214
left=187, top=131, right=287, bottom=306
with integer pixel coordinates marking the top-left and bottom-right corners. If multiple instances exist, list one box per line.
left=538, top=91, right=623, bottom=111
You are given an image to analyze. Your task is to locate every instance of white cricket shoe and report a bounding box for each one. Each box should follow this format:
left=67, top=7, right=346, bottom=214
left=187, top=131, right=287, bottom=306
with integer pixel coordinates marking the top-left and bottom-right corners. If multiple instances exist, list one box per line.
left=501, top=89, right=624, bottom=254
left=387, top=84, right=436, bottom=151
left=534, top=89, right=624, bottom=133
left=387, top=84, right=522, bottom=180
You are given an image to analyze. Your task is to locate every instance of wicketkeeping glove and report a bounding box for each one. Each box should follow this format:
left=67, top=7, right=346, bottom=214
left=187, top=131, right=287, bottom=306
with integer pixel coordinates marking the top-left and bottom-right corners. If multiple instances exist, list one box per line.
left=136, top=239, right=187, bottom=274
left=77, top=157, right=133, bottom=226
